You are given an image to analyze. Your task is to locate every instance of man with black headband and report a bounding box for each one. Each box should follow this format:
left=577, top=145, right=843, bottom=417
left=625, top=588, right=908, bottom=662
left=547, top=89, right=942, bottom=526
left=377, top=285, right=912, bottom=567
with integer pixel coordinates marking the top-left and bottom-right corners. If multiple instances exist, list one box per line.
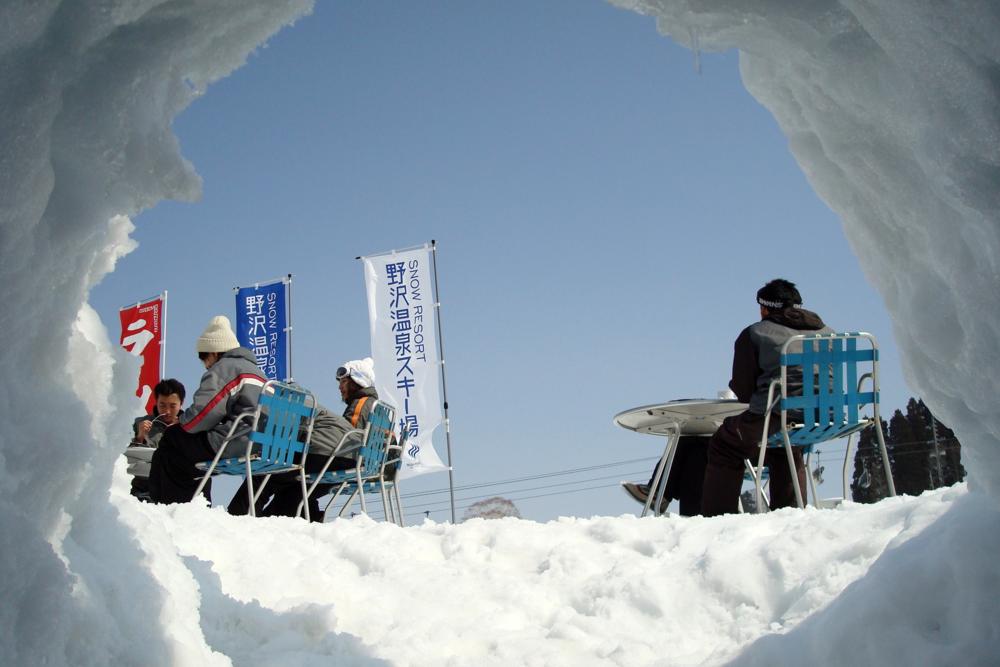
left=701, top=278, right=833, bottom=516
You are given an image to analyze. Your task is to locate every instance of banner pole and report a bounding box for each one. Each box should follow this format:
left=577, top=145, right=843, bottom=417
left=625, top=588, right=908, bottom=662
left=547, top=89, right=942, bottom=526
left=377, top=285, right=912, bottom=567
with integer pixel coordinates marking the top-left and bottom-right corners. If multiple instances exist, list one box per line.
left=430, top=239, right=457, bottom=523
left=286, top=274, right=293, bottom=382
left=161, top=290, right=168, bottom=376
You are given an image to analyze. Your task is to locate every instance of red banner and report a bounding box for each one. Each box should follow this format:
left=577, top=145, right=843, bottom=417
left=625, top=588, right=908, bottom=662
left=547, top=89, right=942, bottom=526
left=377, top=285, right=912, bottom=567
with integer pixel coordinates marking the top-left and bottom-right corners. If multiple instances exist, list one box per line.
left=120, top=296, right=164, bottom=414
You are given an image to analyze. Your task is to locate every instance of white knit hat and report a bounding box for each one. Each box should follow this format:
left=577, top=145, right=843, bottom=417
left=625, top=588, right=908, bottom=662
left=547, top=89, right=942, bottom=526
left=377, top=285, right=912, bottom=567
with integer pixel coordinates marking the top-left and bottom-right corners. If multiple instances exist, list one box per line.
left=196, top=315, right=240, bottom=353
left=336, top=357, right=375, bottom=388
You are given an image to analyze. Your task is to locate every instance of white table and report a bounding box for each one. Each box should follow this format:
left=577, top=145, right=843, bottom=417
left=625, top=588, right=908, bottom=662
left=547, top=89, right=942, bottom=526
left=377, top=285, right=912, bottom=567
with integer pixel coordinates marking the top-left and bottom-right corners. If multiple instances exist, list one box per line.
left=614, top=399, right=747, bottom=516
left=124, top=445, right=156, bottom=477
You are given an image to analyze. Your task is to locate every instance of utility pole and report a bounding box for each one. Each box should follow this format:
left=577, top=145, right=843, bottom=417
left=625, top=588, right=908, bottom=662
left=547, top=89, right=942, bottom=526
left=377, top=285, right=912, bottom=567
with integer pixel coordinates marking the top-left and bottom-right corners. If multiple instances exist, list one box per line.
left=930, top=413, right=945, bottom=487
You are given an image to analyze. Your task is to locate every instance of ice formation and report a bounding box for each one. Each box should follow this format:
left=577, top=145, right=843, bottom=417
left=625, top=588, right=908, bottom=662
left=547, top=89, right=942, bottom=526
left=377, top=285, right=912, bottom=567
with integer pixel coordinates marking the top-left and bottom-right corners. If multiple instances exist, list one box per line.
left=616, top=0, right=1000, bottom=497
left=0, top=1, right=997, bottom=664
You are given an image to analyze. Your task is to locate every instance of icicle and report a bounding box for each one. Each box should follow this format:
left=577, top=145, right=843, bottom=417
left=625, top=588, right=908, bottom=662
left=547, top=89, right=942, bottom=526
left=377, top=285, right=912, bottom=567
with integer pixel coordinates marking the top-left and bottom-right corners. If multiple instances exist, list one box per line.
left=689, top=26, right=702, bottom=74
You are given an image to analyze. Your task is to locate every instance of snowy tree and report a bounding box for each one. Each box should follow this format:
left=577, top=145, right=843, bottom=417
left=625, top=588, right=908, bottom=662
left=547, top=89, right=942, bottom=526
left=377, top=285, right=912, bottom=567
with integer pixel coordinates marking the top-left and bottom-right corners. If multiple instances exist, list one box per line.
left=740, top=490, right=761, bottom=513
left=461, top=497, right=522, bottom=521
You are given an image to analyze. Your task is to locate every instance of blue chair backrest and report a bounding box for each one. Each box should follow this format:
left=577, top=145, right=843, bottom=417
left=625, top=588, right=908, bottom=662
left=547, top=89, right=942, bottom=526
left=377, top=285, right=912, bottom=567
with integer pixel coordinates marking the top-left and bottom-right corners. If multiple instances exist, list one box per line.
left=249, top=381, right=317, bottom=466
left=357, top=401, right=395, bottom=476
left=780, top=332, right=878, bottom=429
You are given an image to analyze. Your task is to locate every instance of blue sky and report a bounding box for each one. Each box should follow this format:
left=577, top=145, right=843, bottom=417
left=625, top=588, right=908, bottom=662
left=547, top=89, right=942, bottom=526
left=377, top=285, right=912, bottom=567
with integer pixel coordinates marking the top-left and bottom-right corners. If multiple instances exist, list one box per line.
left=91, top=0, right=908, bottom=521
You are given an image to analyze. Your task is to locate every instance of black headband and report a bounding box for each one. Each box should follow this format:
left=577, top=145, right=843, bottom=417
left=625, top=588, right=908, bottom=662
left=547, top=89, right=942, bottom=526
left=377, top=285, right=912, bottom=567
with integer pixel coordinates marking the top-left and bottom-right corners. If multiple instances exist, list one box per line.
left=757, top=296, right=801, bottom=309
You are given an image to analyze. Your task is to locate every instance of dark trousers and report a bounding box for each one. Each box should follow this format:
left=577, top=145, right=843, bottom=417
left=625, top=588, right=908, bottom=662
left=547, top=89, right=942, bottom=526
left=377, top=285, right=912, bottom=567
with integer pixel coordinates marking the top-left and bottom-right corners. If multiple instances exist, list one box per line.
left=701, top=411, right=807, bottom=517
left=647, top=435, right=708, bottom=516
left=228, top=455, right=355, bottom=521
left=148, top=427, right=214, bottom=504
left=130, top=476, right=151, bottom=501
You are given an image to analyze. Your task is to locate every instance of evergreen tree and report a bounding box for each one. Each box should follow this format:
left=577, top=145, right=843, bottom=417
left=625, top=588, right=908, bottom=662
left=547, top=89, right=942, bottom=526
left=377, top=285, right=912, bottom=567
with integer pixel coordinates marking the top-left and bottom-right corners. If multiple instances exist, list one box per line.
left=892, top=401, right=932, bottom=495
left=915, top=399, right=966, bottom=485
left=850, top=397, right=965, bottom=503
left=850, top=417, right=891, bottom=503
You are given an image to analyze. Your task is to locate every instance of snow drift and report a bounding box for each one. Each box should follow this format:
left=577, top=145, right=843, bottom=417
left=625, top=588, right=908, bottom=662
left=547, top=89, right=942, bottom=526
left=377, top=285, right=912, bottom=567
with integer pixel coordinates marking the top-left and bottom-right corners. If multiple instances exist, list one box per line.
left=0, top=0, right=998, bottom=664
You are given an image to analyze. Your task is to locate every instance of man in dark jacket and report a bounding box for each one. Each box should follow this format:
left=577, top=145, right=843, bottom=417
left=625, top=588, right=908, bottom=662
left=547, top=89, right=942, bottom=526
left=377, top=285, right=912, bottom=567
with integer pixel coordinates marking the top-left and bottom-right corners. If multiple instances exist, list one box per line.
left=701, top=279, right=833, bottom=516
left=125, top=378, right=185, bottom=500
left=148, top=315, right=266, bottom=504
left=228, top=357, right=379, bottom=521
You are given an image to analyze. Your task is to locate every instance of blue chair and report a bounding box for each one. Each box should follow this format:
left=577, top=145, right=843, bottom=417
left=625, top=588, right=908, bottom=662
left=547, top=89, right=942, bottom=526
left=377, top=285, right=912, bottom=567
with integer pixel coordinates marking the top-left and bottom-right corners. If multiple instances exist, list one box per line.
left=192, top=380, right=318, bottom=520
left=299, top=400, right=398, bottom=521
left=333, top=428, right=408, bottom=525
left=750, top=332, right=897, bottom=510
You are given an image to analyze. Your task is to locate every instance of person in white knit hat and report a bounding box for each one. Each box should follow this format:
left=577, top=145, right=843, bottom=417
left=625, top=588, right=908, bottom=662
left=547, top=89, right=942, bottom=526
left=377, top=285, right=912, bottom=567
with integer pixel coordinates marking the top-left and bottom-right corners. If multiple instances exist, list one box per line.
left=148, top=315, right=266, bottom=504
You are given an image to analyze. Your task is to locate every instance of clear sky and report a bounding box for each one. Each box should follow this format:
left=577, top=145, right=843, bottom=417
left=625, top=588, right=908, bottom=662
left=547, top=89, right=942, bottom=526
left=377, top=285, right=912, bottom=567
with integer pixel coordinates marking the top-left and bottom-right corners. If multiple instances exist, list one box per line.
left=90, top=0, right=909, bottom=522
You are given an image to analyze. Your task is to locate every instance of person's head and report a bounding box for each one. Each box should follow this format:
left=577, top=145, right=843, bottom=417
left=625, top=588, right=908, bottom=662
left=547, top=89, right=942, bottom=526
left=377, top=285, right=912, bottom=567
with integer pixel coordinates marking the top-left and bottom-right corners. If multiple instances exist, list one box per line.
left=196, top=315, right=240, bottom=368
left=335, top=358, right=375, bottom=402
left=153, top=378, right=185, bottom=423
left=756, top=278, right=802, bottom=317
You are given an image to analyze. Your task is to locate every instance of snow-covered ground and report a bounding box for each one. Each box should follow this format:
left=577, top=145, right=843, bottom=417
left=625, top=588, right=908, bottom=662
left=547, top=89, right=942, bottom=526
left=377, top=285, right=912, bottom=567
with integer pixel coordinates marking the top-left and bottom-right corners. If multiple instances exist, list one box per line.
left=113, top=475, right=992, bottom=666
left=2, top=1, right=999, bottom=664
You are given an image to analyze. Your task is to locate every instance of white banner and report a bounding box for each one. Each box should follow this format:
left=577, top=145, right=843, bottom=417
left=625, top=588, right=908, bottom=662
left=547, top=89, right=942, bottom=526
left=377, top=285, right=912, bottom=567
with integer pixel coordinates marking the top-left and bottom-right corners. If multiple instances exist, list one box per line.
left=363, top=246, right=447, bottom=479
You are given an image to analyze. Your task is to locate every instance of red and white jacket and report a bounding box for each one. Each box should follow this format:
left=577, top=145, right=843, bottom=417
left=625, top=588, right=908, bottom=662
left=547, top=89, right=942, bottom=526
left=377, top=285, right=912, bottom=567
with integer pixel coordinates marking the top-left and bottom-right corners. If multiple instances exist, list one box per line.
left=180, top=347, right=266, bottom=454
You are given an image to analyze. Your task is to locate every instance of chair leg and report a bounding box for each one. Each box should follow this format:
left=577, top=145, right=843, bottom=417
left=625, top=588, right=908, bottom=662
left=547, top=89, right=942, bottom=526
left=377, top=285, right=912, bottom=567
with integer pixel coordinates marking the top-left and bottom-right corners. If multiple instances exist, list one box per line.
left=393, top=483, right=405, bottom=527
left=805, top=451, right=818, bottom=508
left=252, top=474, right=272, bottom=506
left=192, top=447, right=228, bottom=501
left=783, top=434, right=805, bottom=508
left=338, top=489, right=360, bottom=517
left=299, top=469, right=311, bottom=522
left=380, top=484, right=392, bottom=522
left=322, top=484, right=345, bottom=516
left=871, top=418, right=897, bottom=497
left=356, top=470, right=368, bottom=515
left=755, top=437, right=769, bottom=514
left=743, top=459, right=772, bottom=514
left=843, top=433, right=855, bottom=501
left=245, top=459, right=256, bottom=518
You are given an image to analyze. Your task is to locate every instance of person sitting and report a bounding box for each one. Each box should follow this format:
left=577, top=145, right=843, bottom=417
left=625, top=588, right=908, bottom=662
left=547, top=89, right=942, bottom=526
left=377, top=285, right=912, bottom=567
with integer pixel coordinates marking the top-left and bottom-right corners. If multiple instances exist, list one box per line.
left=148, top=315, right=266, bottom=504
left=622, top=435, right=708, bottom=516
left=124, top=378, right=185, bottom=500
left=227, top=357, right=380, bottom=521
left=701, top=278, right=833, bottom=516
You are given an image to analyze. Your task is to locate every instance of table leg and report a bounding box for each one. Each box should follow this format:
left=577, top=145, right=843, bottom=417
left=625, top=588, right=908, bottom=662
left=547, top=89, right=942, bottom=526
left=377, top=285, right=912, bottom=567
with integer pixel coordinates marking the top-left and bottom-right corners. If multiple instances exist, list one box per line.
left=642, top=425, right=679, bottom=518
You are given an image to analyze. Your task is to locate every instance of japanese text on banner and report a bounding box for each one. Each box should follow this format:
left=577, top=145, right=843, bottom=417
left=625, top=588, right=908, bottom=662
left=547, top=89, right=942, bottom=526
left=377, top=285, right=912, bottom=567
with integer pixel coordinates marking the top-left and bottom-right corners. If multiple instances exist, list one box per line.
left=119, top=296, right=163, bottom=414
left=235, top=280, right=288, bottom=381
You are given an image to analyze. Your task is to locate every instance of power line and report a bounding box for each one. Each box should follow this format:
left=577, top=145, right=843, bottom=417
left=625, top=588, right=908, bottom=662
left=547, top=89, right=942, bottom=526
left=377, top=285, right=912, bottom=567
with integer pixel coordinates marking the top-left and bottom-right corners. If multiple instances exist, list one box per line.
left=404, top=480, right=631, bottom=521
left=399, top=456, right=658, bottom=500
left=399, top=469, right=650, bottom=513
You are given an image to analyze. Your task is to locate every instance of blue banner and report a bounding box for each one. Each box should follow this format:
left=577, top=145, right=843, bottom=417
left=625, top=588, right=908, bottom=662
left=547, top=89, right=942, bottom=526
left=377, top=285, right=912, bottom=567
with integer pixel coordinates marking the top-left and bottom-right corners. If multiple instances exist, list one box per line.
left=235, top=278, right=289, bottom=381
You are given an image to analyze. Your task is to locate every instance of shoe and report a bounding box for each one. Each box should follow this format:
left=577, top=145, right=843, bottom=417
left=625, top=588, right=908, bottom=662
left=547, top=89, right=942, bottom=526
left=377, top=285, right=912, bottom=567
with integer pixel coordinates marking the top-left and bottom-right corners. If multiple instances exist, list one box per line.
left=622, top=482, right=650, bottom=505
left=622, top=481, right=669, bottom=514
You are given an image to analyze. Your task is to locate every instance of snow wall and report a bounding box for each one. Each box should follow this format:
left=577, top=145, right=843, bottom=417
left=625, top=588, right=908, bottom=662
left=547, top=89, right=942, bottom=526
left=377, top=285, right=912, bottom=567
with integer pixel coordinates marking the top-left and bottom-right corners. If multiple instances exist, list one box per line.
left=0, top=0, right=996, bottom=664
left=614, top=0, right=1000, bottom=494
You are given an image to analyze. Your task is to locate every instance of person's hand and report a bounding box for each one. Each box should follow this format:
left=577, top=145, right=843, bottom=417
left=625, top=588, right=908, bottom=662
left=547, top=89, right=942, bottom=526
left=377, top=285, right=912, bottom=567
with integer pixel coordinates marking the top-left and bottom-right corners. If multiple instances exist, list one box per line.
left=137, top=420, right=153, bottom=442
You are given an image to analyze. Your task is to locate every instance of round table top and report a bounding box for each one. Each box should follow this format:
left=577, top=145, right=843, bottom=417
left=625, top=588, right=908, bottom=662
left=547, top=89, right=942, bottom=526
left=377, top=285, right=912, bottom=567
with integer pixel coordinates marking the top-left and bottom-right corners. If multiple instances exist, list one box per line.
left=613, top=399, right=748, bottom=436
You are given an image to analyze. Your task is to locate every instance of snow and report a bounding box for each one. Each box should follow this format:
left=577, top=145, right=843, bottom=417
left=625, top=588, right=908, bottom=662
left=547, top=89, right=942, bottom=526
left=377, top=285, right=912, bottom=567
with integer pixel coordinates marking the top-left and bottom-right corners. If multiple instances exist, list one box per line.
left=115, top=482, right=983, bottom=666
left=1, top=1, right=999, bottom=665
